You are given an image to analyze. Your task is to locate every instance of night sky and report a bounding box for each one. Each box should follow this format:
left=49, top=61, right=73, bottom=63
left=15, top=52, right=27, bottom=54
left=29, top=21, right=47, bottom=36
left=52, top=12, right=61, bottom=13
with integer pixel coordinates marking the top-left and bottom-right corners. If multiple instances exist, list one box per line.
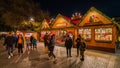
left=36, top=0, right=120, bottom=18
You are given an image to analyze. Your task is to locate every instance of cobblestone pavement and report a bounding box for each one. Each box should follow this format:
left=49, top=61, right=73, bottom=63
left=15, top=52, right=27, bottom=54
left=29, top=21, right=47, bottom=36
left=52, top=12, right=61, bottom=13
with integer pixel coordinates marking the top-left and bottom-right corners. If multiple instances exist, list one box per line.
left=0, top=42, right=120, bottom=68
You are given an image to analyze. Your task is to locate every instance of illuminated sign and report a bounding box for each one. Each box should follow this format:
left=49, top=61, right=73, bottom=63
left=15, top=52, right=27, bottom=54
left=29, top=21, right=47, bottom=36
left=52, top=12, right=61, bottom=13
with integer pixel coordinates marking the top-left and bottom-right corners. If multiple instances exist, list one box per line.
left=56, top=23, right=66, bottom=27
left=25, top=33, right=32, bottom=37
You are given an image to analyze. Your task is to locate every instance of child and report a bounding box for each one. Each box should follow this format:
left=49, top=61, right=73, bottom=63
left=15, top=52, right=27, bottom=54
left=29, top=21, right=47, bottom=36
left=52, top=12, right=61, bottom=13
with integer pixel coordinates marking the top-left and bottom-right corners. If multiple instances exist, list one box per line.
left=32, top=38, right=37, bottom=50
left=26, top=37, right=30, bottom=51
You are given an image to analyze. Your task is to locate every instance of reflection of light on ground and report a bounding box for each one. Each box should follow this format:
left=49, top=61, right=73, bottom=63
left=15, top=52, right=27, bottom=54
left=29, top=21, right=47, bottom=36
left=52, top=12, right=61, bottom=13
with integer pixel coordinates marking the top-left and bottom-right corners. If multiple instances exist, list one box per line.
left=19, top=57, right=31, bottom=68
left=2, top=42, right=120, bottom=68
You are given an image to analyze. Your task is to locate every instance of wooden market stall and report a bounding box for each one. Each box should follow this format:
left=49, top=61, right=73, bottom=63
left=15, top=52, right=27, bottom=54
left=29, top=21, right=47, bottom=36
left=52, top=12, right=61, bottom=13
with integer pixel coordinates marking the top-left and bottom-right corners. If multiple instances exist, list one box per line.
left=51, top=14, right=77, bottom=46
left=40, top=19, right=51, bottom=41
left=78, top=7, right=117, bottom=53
left=22, top=30, right=39, bottom=41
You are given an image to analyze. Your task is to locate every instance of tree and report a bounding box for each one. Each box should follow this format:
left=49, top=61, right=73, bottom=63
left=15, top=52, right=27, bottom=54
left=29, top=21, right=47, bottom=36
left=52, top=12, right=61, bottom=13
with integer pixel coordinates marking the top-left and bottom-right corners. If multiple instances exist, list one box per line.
left=0, top=0, right=50, bottom=31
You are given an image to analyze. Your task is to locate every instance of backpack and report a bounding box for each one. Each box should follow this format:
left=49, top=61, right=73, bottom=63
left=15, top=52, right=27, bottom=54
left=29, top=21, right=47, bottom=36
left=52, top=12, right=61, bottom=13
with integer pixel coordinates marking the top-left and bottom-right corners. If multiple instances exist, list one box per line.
left=80, top=41, right=86, bottom=51
left=82, top=42, right=86, bottom=48
left=13, top=36, right=18, bottom=41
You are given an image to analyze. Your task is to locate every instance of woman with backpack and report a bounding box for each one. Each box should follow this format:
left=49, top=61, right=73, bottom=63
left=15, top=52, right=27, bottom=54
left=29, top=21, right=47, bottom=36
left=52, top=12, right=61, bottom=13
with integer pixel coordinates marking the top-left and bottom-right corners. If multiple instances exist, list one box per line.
left=80, top=38, right=86, bottom=61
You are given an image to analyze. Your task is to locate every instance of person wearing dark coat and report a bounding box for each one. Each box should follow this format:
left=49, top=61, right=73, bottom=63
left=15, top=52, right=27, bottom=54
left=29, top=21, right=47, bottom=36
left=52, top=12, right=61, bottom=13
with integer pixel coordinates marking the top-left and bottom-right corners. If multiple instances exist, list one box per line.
left=30, top=35, right=34, bottom=48
left=48, top=34, right=56, bottom=59
left=48, top=34, right=57, bottom=63
left=13, top=34, right=18, bottom=48
left=65, top=35, right=73, bottom=58
left=80, top=38, right=86, bottom=61
left=44, top=33, right=48, bottom=47
left=3, top=32, right=14, bottom=59
left=76, top=34, right=82, bottom=57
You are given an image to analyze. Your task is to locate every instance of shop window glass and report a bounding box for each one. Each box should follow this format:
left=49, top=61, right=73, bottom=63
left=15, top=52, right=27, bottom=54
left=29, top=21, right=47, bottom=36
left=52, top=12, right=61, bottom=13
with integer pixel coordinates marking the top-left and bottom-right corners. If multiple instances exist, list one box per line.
left=95, top=28, right=112, bottom=41
left=79, top=28, right=91, bottom=40
left=56, top=30, right=66, bottom=43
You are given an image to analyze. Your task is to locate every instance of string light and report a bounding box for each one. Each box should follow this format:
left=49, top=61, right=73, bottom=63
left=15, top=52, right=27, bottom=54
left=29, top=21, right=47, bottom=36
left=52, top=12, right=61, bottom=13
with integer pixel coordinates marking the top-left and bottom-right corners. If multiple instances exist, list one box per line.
left=71, top=12, right=82, bottom=20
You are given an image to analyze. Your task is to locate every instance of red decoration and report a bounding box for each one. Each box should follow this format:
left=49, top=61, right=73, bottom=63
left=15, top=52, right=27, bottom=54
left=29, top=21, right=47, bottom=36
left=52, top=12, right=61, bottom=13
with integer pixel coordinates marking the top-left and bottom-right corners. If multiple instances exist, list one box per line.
left=64, top=16, right=71, bottom=21
left=46, top=19, right=50, bottom=24
left=71, top=20, right=80, bottom=25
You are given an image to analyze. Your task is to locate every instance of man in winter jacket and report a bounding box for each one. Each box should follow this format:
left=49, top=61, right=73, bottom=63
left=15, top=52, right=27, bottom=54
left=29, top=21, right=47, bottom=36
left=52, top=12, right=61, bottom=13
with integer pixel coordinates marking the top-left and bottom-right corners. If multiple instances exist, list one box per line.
left=65, top=35, right=73, bottom=58
left=4, top=32, right=14, bottom=59
left=76, top=34, right=82, bottom=57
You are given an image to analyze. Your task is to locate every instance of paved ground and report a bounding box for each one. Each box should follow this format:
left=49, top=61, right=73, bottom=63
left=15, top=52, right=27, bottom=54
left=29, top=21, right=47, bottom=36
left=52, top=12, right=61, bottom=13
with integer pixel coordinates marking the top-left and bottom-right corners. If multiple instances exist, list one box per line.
left=0, top=42, right=120, bottom=68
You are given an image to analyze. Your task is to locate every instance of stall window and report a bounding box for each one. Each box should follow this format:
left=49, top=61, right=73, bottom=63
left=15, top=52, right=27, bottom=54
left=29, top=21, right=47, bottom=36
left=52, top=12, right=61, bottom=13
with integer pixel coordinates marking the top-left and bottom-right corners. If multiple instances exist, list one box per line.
left=95, top=28, right=112, bottom=42
left=56, top=30, right=66, bottom=42
left=79, top=28, right=91, bottom=41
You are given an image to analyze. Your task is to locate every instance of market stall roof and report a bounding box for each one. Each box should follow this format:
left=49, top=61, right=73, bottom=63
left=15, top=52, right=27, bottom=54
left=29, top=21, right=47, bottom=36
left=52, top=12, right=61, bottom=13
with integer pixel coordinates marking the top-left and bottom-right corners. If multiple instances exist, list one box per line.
left=40, top=19, right=50, bottom=30
left=64, top=16, right=71, bottom=21
left=51, top=14, right=75, bottom=29
left=78, top=7, right=113, bottom=26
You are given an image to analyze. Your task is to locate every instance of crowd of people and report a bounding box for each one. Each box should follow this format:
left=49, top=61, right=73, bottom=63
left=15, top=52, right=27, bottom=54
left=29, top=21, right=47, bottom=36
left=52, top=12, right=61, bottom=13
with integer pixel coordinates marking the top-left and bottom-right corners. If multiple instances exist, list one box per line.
left=3, top=32, right=37, bottom=59
left=64, top=34, right=86, bottom=61
left=44, top=33, right=86, bottom=62
left=3, top=32, right=86, bottom=63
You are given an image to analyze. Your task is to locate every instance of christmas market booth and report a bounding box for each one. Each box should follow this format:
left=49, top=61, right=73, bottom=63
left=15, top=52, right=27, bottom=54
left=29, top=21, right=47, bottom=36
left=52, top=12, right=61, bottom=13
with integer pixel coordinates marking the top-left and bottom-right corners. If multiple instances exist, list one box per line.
left=25, top=32, right=38, bottom=40
left=51, top=14, right=77, bottom=46
left=78, top=7, right=117, bottom=53
left=22, top=30, right=39, bottom=41
left=40, top=19, right=51, bottom=41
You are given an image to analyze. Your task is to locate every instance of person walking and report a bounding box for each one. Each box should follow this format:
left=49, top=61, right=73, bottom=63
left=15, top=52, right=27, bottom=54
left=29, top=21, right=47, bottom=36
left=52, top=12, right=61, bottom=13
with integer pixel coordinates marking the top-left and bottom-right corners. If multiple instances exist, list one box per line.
left=75, top=34, right=82, bottom=57
left=48, top=34, right=57, bottom=63
left=30, top=35, right=34, bottom=49
left=65, top=35, right=73, bottom=58
left=44, top=33, right=48, bottom=47
left=44, top=33, right=49, bottom=53
left=25, top=37, right=30, bottom=51
left=17, top=34, right=24, bottom=55
left=3, top=32, right=14, bottom=59
left=13, top=34, right=18, bottom=48
left=32, top=37, right=37, bottom=50
left=80, top=38, right=86, bottom=61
